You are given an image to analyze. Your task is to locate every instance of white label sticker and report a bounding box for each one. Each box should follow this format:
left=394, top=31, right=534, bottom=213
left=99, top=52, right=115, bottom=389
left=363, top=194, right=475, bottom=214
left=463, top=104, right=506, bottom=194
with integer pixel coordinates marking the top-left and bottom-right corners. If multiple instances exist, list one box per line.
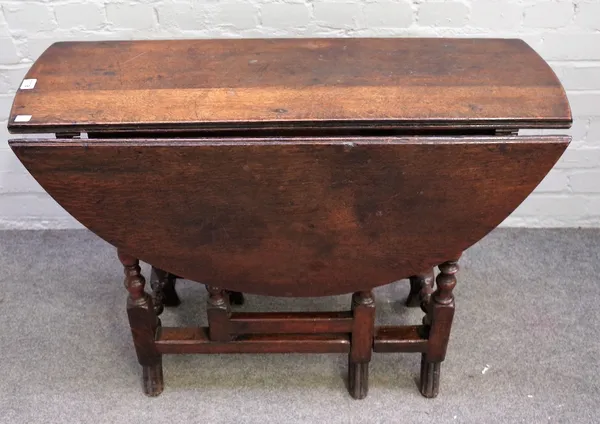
left=14, top=115, right=32, bottom=122
left=20, top=79, right=37, bottom=90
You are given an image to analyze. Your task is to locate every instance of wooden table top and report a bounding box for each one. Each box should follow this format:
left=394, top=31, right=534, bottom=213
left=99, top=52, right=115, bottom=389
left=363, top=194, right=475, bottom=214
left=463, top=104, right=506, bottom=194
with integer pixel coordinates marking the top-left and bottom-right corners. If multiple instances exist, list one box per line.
left=8, top=38, right=570, bottom=134
left=11, top=135, right=569, bottom=296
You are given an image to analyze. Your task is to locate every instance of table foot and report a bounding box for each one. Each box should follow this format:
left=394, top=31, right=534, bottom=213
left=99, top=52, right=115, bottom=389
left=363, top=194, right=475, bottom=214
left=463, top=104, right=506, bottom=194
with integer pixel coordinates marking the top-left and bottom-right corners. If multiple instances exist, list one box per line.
left=142, top=361, right=164, bottom=397
left=348, top=359, right=369, bottom=399
left=228, top=290, right=245, bottom=306
left=419, top=354, right=440, bottom=398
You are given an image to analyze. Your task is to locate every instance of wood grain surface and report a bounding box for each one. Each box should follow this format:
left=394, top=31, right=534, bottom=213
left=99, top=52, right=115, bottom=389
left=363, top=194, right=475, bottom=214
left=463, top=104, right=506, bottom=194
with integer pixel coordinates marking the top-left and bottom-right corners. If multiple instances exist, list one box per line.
left=10, top=135, right=569, bottom=296
left=8, top=38, right=571, bottom=133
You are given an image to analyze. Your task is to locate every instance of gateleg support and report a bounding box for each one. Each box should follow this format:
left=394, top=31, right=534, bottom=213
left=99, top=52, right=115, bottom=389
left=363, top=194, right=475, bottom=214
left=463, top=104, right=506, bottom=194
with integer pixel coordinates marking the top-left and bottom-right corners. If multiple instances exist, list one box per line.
left=206, top=286, right=232, bottom=342
left=118, top=250, right=163, bottom=397
left=420, top=258, right=459, bottom=398
left=348, top=291, right=375, bottom=399
left=406, top=269, right=435, bottom=308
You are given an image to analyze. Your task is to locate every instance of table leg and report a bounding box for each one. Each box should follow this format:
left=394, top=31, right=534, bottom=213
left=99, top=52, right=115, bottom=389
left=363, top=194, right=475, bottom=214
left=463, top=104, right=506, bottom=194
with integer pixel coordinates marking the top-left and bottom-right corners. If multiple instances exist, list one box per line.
left=206, top=286, right=232, bottom=342
left=420, top=258, right=459, bottom=398
left=406, top=269, right=435, bottom=308
left=118, top=250, right=163, bottom=397
left=348, top=291, right=375, bottom=399
left=150, top=267, right=181, bottom=316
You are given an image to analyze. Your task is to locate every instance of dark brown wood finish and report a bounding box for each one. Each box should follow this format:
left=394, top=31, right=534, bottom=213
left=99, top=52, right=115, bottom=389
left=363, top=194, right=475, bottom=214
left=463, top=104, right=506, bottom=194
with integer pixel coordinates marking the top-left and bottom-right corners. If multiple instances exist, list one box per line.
left=419, top=269, right=437, bottom=316
left=11, top=136, right=568, bottom=296
left=406, top=270, right=435, bottom=308
left=372, top=326, right=429, bottom=353
left=149, top=267, right=180, bottom=316
left=7, top=37, right=572, bottom=400
left=348, top=291, right=376, bottom=399
left=118, top=251, right=163, bottom=397
left=8, top=38, right=570, bottom=134
left=421, top=259, right=460, bottom=398
left=229, top=312, right=353, bottom=334
left=156, top=328, right=351, bottom=355
left=206, top=286, right=232, bottom=342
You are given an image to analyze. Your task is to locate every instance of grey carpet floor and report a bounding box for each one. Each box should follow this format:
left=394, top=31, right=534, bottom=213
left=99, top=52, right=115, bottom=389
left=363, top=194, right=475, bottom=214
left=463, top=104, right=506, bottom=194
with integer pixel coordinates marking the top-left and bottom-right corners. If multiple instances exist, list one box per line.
left=0, top=229, right=599, bottom=424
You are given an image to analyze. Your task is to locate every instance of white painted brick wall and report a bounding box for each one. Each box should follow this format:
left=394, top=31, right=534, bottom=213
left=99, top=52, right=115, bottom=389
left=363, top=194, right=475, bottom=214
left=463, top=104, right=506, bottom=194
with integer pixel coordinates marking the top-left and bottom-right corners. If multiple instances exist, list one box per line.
left=261, top=4, right=311, bottom=29
left=106, top=4, right=155, bottom=30
left=0, top=0, right=599, bottom=229
left=216, top=4, right=259, bottom=31
left=155, top=2, right=204, bottom=32
left=575, top=2, right=600, bottom=29
left=523, top=2, right=574, bottom=28
left=3, top=3, right=57, bottom=32
left=470, top=1, right=522, bottom=30
left=554, top=64, right=600, bottom=90
left=363, top=2, right=413, bottom=29
left=419, top=2, right=470, bottom=28
left=314, top=2, right=363, bottom=29
left=0, top=37, right=19, bottom=63
left=55, top=4, right=106, bottom=30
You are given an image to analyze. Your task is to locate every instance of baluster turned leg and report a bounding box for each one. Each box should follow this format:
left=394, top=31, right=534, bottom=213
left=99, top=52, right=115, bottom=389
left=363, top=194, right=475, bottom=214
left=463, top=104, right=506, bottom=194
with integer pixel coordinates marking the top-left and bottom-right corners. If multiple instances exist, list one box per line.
left=420, top=258, right=459, bottom=398
left=406, top=269, right=435, bottom=308
left=206, top=286, right=231, bottom=342
left=118, top=251, right=163, bottom=396
left=348, top=290, right=375, bottom=399
left=150, top=267, right=181, bottom=316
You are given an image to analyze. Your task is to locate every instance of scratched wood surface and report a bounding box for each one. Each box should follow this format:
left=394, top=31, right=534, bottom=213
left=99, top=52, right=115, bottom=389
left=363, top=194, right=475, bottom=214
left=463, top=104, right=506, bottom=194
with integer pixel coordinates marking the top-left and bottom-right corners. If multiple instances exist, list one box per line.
left=10, top=136, right=569, bottom=296
left=8, top=38, right=571, bottom=133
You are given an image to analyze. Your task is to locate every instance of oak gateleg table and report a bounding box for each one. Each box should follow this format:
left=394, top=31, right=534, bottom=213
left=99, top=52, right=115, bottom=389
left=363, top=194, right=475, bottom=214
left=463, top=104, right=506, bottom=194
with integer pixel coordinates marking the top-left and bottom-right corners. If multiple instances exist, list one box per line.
left=7, top=38, right=571, bottom=399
